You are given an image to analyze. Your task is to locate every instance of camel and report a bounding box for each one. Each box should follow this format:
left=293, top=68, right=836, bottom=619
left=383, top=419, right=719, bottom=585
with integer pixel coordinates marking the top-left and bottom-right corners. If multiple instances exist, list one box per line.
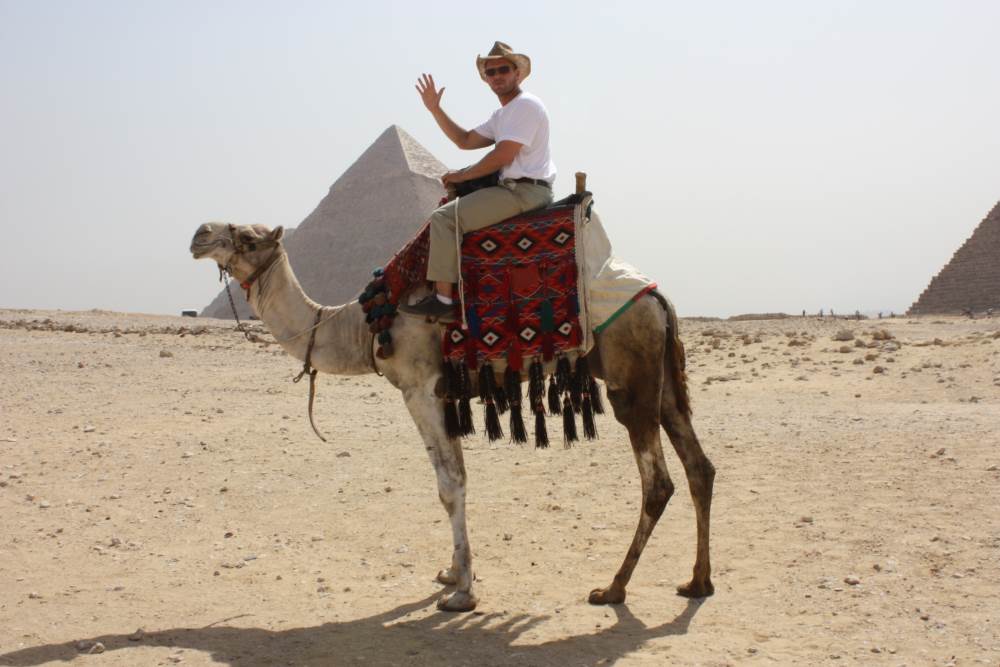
left=190, top=222, right=715, bottom=612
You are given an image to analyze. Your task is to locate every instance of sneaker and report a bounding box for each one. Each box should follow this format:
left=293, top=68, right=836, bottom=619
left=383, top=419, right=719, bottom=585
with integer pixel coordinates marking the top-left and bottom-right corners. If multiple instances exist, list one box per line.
left=398, top=295, right=457, bottom=323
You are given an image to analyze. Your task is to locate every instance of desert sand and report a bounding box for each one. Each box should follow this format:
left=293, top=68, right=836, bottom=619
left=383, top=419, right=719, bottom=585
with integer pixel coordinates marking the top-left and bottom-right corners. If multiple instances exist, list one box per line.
left=1, top=308, right=998, bottom=666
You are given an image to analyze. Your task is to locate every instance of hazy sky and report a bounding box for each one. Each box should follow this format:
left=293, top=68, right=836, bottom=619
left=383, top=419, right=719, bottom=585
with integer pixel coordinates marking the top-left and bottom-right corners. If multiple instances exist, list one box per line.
left=2, top=1, right=998, bottom=317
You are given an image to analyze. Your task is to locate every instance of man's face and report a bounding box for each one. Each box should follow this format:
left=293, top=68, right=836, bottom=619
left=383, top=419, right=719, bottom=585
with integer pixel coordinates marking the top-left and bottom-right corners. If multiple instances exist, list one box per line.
left=483, top=58, right=518, bottom=95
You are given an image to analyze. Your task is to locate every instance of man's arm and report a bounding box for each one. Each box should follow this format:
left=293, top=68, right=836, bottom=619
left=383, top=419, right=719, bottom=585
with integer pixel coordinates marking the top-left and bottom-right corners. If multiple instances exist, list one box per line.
left=443, top=140, right=522, bottom=184
left=416, top=73, right=494, bottom=150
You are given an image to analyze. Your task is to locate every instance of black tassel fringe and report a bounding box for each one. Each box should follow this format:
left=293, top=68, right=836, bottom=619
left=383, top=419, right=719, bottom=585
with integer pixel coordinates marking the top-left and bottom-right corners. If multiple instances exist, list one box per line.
left=441, top=355, right=601, bottom=447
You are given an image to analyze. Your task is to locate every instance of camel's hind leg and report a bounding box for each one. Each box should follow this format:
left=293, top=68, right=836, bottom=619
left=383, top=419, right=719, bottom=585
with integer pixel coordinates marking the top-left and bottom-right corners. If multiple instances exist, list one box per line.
left=661, top=318, right=715, bottom=597
left=401, top=386, right=477, bottom=612
left=588, top=304, right=674, bottom=605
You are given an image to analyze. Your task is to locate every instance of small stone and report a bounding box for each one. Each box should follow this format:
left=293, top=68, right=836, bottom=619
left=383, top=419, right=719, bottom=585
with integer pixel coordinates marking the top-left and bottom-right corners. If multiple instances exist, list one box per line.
left=987, top=465, right=998, bottom=472
left=181, top=451, right=194, bottom=459
left=503, top=533, right=513, bottom=541
left=28, top=592, right=42, bottom=599
left=128, top=628, right=145, bottom=641
left=336, top=451, right=351, bottom=458
left=159, top=349, right=174, bottom=358
left=39, top=500, right=51, bottom=509
left=872, top=366, right=885, bottom=374
left=833, top=329, right=855, bottom=341
left=83, top=425, right=96, bottom=433
left=844, top=575, right=861, bottom=585
left=76, top=640, right=105, bottom=654
left=799, top=516, right=814, bottom=524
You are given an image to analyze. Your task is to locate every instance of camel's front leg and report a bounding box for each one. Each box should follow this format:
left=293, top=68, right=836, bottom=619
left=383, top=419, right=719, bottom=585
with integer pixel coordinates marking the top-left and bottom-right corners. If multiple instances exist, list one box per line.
left=402, top=386, right=478, bottom=612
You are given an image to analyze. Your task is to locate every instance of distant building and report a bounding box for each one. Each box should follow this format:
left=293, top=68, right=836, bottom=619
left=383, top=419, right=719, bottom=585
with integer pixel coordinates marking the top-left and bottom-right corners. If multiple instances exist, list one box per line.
left=909, top=201, right=1000, bottom=315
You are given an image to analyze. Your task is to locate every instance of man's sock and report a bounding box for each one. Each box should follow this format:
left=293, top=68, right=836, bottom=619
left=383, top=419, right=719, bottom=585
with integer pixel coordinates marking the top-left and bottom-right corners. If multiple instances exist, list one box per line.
left=436, top=294, right=454, bottom=305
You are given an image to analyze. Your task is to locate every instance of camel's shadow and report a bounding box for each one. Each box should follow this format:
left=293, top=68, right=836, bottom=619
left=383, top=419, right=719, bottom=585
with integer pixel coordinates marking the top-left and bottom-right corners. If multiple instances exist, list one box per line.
left=0, top=594, right=705, bottom=666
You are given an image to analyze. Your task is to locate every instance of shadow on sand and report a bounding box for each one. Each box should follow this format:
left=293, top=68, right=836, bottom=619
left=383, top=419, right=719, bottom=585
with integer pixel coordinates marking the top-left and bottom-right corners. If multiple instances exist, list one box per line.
left=0, top=593, right=705, bottom=666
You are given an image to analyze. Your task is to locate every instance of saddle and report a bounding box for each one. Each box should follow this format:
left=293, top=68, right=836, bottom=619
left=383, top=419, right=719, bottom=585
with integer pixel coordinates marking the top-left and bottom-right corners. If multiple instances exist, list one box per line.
left=359, top=191, right=602, bottom=447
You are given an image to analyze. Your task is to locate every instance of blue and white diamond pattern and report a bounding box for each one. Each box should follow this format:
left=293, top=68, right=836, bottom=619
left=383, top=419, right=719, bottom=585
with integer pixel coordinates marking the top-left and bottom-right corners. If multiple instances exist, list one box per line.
left=481, top=329, right=502, bottom=347
left=551, top=229, right=572, bottom=246
left=478, top=237, right=500, bottom=254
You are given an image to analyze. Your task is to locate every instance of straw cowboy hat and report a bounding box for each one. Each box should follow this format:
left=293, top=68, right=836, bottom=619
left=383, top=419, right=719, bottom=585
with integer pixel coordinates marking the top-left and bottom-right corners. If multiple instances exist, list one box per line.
left=476, top=41, right=531, bottom=82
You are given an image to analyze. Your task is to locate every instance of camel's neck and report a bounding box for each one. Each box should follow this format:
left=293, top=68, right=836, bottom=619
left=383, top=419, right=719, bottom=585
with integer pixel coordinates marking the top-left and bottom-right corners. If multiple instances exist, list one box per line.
left=249, top=253, right=373, bottom=375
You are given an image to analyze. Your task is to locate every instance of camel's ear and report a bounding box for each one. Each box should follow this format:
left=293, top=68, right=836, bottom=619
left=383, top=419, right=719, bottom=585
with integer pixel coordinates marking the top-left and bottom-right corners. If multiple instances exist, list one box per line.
left=271, top=226, right=284, bottom=242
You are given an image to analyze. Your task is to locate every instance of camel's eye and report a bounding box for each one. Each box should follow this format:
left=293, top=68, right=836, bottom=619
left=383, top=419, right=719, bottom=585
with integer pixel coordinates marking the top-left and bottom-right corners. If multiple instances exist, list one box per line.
left=239, top=232, right=254, bottom=243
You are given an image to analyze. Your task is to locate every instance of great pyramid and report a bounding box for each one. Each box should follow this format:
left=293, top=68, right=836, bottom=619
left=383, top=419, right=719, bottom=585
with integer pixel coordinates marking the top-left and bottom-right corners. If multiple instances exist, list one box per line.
left=202, top=125, right=447, bottom=318
left=908, top=200, right=1000, bottom=315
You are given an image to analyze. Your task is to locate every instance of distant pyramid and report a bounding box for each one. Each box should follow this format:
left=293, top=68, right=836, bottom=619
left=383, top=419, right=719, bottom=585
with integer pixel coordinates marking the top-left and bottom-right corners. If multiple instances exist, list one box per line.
left=202, top=125, right=447, bottom=319
left=908, top=200, right=1000, bottom=315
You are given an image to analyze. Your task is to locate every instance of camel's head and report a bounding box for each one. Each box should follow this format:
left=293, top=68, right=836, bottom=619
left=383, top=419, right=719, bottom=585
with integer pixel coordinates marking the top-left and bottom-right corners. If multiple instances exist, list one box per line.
left=190, top=222, right=284, bottom=282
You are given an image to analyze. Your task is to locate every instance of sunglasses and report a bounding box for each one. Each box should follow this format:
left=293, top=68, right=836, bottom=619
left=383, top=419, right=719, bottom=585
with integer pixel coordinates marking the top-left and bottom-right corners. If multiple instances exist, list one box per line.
left=484, top=65, right=512, bottom=77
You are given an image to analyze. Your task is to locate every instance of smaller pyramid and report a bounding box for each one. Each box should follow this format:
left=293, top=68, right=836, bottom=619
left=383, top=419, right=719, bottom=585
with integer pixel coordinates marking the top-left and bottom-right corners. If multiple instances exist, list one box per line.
left=202, top=126, right=446, bottom=318
left=908, top=201, right=1000, bottom=315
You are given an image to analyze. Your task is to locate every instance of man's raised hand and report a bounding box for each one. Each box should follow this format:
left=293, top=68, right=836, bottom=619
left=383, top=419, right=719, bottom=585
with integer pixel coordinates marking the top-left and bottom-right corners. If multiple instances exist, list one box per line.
left=416, top=73, right=444, bottom=113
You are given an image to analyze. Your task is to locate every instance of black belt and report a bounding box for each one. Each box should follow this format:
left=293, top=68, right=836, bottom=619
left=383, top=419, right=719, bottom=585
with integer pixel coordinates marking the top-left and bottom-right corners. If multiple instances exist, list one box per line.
left=512, top=177, right=551, bottom=189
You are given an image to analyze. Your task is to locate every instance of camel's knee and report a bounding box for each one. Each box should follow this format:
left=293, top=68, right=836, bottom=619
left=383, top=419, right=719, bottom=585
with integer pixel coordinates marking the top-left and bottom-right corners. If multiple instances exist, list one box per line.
left=438, top=492, right=456, bottom=516
left=645, top=467, right=674, bottom=520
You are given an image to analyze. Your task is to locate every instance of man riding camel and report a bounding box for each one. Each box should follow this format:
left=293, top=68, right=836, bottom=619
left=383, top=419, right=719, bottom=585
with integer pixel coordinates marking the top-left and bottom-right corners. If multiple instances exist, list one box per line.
left=399, top=41, right=556, bottom=322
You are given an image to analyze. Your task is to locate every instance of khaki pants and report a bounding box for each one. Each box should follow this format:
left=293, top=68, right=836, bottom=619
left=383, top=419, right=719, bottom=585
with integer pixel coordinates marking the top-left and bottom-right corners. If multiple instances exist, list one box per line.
left=427, top=181, right=553, bottom=283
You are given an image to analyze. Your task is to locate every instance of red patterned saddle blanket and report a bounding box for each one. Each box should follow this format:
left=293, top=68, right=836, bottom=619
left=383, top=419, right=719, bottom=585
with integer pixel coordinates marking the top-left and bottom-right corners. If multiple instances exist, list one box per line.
left=360, top=199, right=602, bottom=447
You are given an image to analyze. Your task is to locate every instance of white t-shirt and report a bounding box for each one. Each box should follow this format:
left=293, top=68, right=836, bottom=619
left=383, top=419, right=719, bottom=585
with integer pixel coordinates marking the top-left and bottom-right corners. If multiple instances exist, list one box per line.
left=473, top=91, right=556, bottom=185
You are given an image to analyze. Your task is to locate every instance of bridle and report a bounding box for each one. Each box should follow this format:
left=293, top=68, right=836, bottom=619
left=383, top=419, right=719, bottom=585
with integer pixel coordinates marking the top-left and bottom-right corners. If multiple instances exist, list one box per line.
left=215, top=224, right=378, bottom=442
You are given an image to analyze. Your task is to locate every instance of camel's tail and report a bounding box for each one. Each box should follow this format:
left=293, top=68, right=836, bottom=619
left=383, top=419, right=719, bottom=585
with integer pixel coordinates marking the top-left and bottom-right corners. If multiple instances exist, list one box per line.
left=651, top=290, right=691, bottom=417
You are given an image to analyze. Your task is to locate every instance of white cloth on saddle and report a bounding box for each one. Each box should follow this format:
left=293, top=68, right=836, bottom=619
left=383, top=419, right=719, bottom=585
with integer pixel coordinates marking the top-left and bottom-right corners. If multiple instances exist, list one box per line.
left=575, top=206, right=657, bottom=353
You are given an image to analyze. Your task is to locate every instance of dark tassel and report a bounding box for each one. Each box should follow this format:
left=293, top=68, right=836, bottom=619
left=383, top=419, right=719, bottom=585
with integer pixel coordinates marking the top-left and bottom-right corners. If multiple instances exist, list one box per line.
left=505, top=367, right=526, bottom=444
left=459, top=364, right=475, bottom=436
left=589, top=376, right=605, bottom=415
left=442, top=361, right=461, bottom=439
left=480, top=365, right=503, bottom=441
left=444, top=400, right=461, bottom=438
left=504, top=366, right=521, bottom=406
left=485, top=402, right=504, bottom=441
left=562, top=395, right=578, bottom=444
left=555, top=356, right=572, bottom=393
left=534, top=409, right=549, bottom=449
left=570, top=357, right=587, bottom=414
left=494, top=384, right=509, bottom=414
left=547, top=376, right=562, bottom=415
left=510, top=405, right=527, bottom=444
left=528, top=359, right=544, bottom=411
left=582, top=395, right=597, bottom=440
left=478, top=364, right=493, bottom=402
left=570, top=378, right=583, bottom=414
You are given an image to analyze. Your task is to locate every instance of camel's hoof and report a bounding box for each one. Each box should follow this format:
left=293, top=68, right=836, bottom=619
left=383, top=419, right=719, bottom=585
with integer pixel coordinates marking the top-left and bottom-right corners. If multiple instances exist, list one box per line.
left=588, top=586, right=626, bottom=605
left=436, top=591, right=478, bottom=612
left=436, top=569, right=458, bottom=586
left=676, top=579, right=714, bottom=598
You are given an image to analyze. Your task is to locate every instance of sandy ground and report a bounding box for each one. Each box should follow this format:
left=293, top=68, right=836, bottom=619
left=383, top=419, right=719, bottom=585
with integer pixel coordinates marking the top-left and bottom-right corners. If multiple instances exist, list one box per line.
left=1, top=308, right=998, bottom=666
